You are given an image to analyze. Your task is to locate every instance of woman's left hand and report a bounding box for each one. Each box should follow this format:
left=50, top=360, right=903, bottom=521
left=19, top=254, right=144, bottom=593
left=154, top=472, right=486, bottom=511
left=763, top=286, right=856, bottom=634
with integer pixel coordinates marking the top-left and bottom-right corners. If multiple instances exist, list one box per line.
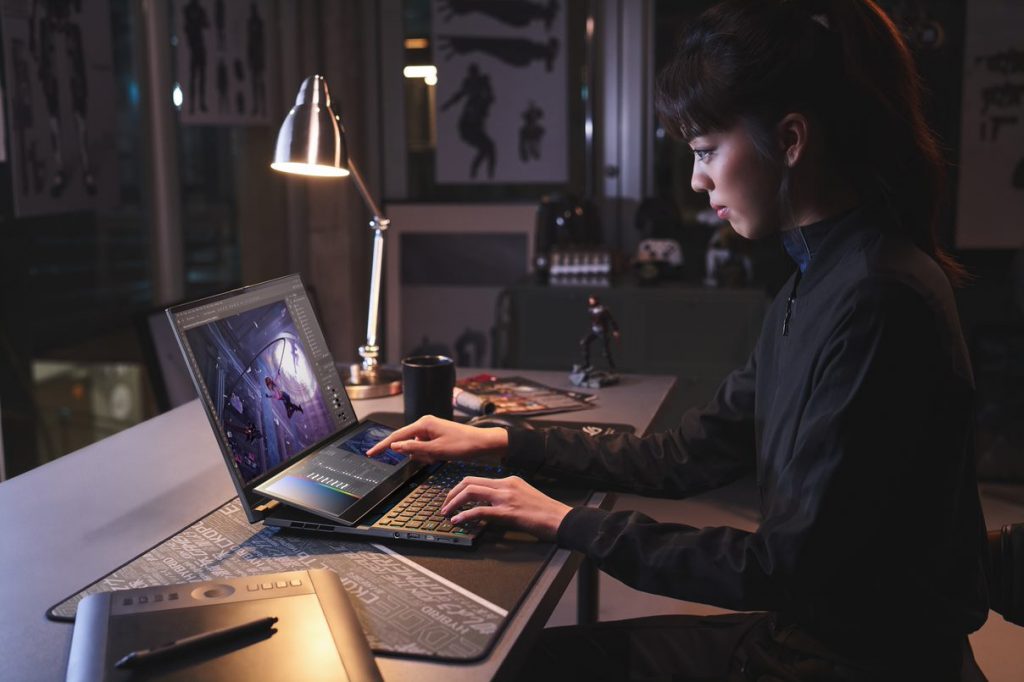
left=440, top=476, right=572, bottom=542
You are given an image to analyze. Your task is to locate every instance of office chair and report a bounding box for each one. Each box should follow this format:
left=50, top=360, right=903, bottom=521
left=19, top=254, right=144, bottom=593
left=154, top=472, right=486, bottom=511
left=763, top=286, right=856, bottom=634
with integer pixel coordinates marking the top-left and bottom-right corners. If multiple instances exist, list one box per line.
left=988, top=522, right=1024, bottom=626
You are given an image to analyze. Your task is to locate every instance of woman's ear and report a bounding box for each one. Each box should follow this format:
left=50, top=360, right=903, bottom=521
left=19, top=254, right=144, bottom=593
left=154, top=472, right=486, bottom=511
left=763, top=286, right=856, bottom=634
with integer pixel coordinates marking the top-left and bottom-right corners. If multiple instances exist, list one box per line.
left=777, top=113, right=810, bottom=168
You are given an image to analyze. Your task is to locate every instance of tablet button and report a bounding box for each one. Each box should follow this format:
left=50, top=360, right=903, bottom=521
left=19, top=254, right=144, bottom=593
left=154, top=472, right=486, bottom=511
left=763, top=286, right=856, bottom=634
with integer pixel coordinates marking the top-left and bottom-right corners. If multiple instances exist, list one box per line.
left=191, top=584, right=236, bottom=600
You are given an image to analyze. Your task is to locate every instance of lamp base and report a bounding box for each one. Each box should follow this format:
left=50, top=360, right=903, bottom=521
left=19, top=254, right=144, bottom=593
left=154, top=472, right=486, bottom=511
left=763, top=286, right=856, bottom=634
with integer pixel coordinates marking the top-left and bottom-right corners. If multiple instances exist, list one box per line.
left=342, top=363, right=402, bottom=400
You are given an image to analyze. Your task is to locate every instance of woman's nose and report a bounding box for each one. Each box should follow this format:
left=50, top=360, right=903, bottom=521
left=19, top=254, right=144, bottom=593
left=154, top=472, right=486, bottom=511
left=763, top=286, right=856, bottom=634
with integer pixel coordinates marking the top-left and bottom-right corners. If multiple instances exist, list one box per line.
left=691, top=165, right=712, bottom=194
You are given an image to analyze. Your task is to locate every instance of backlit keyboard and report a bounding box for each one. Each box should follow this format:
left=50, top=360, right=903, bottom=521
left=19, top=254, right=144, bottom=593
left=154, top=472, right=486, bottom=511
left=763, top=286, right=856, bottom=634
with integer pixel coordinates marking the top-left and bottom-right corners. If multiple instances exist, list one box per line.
left=373, top=462, right=506, bottom=536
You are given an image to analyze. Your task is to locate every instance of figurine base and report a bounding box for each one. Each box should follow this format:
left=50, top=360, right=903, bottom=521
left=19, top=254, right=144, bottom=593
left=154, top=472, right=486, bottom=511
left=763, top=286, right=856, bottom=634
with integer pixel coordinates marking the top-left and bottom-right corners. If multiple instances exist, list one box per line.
left=569, top=364, right=620, bottom=388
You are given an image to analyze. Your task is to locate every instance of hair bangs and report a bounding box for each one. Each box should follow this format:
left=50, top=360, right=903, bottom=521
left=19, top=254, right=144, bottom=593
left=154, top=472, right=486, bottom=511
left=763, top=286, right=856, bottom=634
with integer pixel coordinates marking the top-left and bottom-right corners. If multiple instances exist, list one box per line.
left=655, top=36, right=738, bottom=142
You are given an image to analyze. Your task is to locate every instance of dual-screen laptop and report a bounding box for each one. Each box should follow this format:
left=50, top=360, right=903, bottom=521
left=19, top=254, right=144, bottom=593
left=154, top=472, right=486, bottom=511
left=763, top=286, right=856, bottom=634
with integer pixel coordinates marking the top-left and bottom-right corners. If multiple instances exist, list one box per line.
left=167, top=274, right=498, bottom=547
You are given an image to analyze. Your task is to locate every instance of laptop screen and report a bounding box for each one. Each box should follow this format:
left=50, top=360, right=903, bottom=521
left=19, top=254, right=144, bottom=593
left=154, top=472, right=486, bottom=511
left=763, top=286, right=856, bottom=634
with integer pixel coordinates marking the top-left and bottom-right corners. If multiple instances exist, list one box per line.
left=168, top=275, right=357, bottom=486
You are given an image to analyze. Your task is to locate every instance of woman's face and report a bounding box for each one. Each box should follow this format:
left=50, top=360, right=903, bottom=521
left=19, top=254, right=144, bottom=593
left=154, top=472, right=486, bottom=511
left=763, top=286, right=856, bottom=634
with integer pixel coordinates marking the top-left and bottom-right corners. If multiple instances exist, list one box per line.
left=688, top=124, right=783, bottom=240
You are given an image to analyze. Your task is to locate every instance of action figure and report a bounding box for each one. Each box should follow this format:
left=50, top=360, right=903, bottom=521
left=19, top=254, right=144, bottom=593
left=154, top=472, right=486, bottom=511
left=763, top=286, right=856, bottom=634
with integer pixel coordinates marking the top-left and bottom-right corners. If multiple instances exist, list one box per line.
left=264, top=377, right=303, bottom=418
left=570, top=295, right=621, bottom=388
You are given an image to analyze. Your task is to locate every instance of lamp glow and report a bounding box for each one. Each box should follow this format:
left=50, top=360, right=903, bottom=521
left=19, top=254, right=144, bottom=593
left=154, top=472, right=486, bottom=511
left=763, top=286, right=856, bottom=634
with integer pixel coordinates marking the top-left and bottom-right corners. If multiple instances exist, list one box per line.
left=270, top=162, right=349, bottom=177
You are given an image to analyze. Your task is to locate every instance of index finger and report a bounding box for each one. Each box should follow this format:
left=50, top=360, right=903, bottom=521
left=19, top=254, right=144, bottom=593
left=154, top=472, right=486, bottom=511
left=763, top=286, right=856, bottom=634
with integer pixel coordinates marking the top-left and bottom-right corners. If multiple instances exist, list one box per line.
left=442, top=475, right=503, bottom=511
left=367, top=423, right=425, bottom=456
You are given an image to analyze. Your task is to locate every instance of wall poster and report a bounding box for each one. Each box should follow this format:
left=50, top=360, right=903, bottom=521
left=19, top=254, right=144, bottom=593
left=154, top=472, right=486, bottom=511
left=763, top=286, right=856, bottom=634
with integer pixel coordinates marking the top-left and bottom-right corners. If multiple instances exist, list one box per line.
left=174, top=0, right=276, bottom=126
left=956, top=0, right=1024, bottom=249
left=431, top=0, right=567, bottom=184
left=1, top=0, right=118, bottom=216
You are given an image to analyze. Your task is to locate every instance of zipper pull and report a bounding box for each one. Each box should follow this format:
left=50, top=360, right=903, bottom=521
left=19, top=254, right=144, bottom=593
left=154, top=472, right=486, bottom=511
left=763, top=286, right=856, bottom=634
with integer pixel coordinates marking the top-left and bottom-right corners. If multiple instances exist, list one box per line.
left=782, top=272, right=801, bottom=337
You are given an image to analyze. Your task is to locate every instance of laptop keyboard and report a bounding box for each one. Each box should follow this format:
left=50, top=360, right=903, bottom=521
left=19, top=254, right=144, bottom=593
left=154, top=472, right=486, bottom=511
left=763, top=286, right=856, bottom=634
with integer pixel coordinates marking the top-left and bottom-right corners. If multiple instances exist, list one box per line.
left=374, top=462, right=507, bottom=536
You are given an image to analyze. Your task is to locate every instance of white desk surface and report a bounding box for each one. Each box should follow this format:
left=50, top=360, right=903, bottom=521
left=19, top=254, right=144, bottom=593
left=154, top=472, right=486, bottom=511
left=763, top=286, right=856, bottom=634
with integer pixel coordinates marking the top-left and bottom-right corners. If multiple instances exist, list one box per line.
left=0, top=369, right=675, bottom=682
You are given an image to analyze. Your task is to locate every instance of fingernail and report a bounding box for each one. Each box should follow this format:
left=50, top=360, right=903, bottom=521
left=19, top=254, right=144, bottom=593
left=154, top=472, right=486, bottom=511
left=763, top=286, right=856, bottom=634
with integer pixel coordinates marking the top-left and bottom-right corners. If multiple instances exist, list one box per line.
left=451, top=515, right=462, bottom=525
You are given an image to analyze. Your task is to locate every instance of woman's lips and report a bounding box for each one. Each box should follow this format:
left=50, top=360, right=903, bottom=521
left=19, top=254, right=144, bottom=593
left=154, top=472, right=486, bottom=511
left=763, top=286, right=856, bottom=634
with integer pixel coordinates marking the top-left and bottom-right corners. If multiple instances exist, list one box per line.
left=713, top=205, right=729, bottom=220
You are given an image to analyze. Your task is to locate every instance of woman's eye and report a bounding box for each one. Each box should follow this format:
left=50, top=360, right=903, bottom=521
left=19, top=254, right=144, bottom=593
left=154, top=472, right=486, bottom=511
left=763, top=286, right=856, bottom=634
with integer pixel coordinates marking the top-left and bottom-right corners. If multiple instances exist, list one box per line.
left=692, top=149, right=714, bottom=162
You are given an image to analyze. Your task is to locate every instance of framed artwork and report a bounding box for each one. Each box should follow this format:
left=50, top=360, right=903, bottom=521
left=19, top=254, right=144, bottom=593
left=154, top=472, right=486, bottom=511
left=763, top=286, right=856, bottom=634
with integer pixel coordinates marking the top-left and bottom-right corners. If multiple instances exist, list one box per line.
left=1, top=0, right=118, bottom=215
left=383, top=203, right=536, bottom=367
left=431, top=0, right=568, bottom=184
left=956, top=0, right=1024, bottom=248
left=173, top=0, right=277, bottom=125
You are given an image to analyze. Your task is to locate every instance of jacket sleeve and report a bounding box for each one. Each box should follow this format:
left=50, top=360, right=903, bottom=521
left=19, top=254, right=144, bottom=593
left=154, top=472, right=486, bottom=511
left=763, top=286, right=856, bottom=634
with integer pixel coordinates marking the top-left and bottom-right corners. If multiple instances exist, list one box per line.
left=550, top=280, right=948, bottom=613
left=504, top=349, right=758, bottom=498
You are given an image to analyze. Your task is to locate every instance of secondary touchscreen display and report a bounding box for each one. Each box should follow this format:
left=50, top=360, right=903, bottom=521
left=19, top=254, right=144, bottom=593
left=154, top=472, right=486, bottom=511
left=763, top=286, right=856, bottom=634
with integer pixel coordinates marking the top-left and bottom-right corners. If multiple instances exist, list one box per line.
left=255, top=421, right=415, bottom=521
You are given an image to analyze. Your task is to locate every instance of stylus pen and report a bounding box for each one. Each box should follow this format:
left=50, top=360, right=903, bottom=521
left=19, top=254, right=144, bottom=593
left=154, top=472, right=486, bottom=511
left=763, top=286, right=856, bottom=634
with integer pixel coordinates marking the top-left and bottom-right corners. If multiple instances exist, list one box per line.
left=114, top=616, right=278, bottom=669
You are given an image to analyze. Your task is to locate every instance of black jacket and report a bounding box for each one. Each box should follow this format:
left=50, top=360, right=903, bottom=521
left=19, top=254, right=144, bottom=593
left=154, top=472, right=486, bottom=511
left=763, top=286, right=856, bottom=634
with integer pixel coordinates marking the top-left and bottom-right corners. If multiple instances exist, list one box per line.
left=506, top=204, right=989, bottom=649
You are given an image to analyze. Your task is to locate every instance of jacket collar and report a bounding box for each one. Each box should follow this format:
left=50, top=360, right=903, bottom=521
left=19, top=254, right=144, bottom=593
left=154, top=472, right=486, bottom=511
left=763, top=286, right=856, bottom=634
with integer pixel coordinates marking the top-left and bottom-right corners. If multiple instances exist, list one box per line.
left=787, top=203, right=896, bottom=291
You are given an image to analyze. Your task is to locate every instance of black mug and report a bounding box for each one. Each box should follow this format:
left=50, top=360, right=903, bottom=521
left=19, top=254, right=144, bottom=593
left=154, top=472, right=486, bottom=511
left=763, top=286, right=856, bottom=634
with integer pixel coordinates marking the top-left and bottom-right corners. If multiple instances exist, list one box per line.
left=402, top=355, right=455, bottom=424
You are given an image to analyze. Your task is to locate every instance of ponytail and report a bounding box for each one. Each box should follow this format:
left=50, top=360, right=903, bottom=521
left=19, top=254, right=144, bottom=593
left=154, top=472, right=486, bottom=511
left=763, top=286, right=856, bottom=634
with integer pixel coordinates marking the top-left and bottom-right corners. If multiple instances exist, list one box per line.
left=819, top=0, right=968, bottom=285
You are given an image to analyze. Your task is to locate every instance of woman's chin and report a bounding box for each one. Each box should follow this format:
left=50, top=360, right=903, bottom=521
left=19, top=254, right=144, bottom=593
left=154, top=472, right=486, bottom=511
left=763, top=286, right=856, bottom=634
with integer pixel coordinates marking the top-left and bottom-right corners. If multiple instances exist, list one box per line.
left=732, top=219, right=776, bottom=241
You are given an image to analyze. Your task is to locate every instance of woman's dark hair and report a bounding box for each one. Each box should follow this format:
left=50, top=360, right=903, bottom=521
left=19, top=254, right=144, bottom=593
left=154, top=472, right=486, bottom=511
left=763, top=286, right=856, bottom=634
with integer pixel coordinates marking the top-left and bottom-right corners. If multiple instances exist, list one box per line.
left=656, top=0, right=967, bottom=285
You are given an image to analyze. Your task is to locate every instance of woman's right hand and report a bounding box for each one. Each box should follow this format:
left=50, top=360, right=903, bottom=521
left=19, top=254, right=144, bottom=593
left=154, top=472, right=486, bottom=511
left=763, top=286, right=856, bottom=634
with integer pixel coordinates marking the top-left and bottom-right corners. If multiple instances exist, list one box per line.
left=366, top=415, right=509, bottom=464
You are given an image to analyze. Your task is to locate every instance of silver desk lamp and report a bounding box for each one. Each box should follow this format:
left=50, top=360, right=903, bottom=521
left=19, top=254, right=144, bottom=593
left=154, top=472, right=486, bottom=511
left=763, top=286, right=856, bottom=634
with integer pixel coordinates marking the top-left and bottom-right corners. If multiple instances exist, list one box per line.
left=271, top=74, right=401, bottom=399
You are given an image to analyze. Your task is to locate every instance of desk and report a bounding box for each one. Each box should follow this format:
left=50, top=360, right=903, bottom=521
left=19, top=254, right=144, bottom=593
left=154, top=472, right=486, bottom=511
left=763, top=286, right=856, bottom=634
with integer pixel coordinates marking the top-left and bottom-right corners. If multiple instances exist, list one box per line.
left=0, top=369, right=675, bottom=682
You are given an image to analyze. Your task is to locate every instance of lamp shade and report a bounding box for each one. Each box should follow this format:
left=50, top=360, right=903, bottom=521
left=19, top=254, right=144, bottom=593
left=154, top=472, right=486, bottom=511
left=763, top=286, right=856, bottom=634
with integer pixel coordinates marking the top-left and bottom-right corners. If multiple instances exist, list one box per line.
left=271, top=75, right=350, bottom=177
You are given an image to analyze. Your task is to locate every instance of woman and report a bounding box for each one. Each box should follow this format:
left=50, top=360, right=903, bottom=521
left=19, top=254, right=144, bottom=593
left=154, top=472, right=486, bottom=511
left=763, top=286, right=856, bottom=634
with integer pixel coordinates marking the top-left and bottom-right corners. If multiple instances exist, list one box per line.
left=369, top=1, right=988, bottom=679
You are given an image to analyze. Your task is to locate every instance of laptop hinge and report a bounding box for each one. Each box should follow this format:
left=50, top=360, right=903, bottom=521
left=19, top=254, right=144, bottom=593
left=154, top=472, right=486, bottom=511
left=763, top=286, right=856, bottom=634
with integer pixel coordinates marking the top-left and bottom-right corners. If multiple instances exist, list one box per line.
left=254, top=499, right=281, bottom=513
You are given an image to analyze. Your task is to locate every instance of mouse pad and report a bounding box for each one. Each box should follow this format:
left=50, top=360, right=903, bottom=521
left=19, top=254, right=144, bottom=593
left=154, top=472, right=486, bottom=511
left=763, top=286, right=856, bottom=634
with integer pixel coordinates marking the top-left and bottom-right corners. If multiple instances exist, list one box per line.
left=52, top=417, right=625, bottom=660
left=50, top=487, right=596, bottom=662
left=49, top=499, right=513, bottom=661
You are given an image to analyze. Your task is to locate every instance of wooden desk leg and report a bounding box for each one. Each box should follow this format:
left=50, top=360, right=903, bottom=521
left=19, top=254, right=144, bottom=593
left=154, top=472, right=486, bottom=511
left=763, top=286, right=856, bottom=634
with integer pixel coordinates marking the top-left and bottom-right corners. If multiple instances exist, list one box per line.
left=576, top=556, right=599, bottom=624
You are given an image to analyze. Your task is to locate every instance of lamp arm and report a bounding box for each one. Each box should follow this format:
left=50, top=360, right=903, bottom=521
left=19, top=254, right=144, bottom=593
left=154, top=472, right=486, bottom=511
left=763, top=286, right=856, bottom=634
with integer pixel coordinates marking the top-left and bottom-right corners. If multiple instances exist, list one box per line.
left=346, top=158, right=389, bottom=372
left=346, top=158, right=386, bottom=227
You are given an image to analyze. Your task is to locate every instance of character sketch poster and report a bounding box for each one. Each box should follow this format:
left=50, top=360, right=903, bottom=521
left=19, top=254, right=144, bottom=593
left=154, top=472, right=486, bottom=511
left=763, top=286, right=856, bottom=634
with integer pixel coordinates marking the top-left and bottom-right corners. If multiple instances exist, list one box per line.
left=956, top=0, right=1024, bottom=248
left=432, top=0, right=567, bottom=184
left=174, top=0, right=276, bottom=126
left=1, top=0, right=118, bottom=216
